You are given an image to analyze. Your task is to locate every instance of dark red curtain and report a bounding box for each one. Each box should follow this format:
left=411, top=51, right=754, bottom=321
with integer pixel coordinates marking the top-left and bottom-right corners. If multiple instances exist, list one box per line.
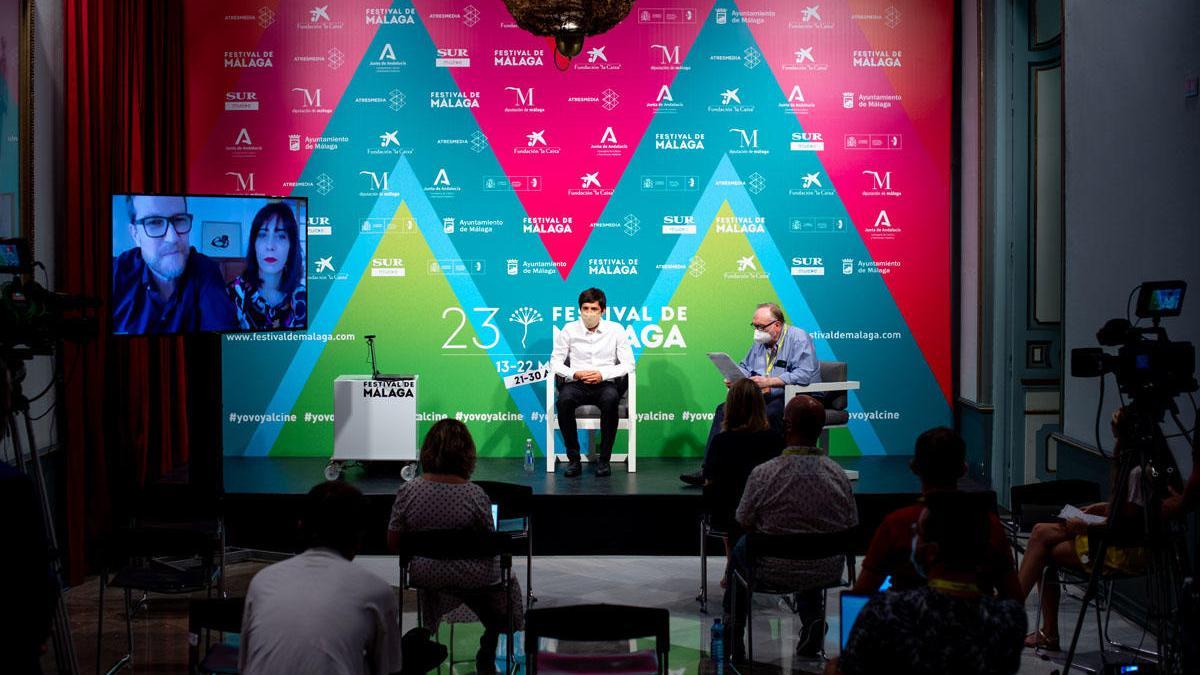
left=62, top=0, right=195, bottom=583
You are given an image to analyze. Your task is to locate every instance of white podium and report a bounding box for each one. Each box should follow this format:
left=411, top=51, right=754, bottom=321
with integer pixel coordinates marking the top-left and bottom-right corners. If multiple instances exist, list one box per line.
left=327, top=375, right=418, bottom=480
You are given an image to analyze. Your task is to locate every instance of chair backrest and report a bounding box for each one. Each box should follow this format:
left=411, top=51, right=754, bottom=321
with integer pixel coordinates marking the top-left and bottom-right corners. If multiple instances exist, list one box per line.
left=819, top=361, right=849, bottom=411
left=552, top=355, right=631, bottom=402
left=112, top=526, right=219, bottom=569
left=744, top=527, right=860, bottom=561
left=395, top=529, right=513, bottom=566
left=1010, top=479, right=1102, bottom=530
left=524, top=604, right=669, bottom=674
left=474, top=480, right=534, bottom=520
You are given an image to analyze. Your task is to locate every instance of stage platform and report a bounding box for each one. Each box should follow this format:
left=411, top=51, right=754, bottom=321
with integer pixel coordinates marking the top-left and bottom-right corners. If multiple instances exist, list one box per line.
left=221, top=456, right=977, bottom=556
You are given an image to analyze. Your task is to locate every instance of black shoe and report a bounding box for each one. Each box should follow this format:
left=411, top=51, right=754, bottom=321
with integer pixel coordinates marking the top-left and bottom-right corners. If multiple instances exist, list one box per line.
left=596, top=461, right=611, bottom=477
left=564, top=461, right=582, bottom=478
left=680, top=468, right=705, bottom=486
left=796, top=619, right=827, bottom=659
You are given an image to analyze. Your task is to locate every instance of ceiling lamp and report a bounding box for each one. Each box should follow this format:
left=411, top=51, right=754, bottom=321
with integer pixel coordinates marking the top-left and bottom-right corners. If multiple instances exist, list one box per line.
left=503, top=0, right=635, bottom=66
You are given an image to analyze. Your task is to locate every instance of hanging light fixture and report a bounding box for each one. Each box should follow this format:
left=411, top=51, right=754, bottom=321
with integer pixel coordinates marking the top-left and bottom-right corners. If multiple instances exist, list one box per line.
left=502, top=0, right=635, bottom=66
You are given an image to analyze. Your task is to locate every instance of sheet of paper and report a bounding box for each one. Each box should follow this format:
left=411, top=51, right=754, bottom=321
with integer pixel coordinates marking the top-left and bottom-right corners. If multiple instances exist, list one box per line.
left=1057, top=504, right=1107, bottom=526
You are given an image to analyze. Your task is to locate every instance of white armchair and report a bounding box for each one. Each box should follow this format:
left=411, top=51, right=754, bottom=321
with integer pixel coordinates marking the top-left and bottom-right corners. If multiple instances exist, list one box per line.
left=545, top=369, right=637, bottom=473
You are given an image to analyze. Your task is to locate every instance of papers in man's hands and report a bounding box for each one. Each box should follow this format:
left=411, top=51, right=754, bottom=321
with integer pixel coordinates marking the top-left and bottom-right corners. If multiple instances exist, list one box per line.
left=1058, top=504, right=1107, bottom=526
left=707, top=352, right=747, bottom=382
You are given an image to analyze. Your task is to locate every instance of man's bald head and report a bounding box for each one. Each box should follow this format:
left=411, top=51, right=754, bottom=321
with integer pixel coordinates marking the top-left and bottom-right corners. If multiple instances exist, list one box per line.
left=784, top=394, right=825, bottom=448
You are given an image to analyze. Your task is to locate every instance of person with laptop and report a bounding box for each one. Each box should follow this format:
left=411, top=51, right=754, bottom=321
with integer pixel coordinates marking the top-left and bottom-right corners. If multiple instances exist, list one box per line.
left=549, top=287, right=634, bottom=478
left=682, top=302, right=820, bottom=485
left=850, top=427, right=1020, bottom=599
left=828, top=491, right=1026, bottom=675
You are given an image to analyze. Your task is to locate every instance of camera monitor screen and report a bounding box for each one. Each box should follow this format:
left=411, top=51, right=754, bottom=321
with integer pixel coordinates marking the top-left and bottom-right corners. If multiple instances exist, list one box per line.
left=0, top=238, right=31, bottom=273
left=1135, top=280, right=1186, bottom=320
left=111, top=194, right=308, bottom=335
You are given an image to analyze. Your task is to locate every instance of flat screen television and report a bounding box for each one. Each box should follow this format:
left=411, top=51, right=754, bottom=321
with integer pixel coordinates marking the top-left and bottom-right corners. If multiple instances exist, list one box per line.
left=110, top=194, right=308, bottom=335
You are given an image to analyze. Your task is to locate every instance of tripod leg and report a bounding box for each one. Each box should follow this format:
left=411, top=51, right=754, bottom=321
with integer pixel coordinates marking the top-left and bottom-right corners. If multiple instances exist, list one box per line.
left=9, top=406, right=82, bottom=673
left=1062, top=540, right=1111, bottom=673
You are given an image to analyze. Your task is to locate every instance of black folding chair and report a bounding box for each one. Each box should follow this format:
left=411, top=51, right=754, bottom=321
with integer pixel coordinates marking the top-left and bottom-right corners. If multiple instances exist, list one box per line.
left=396, top=529, right=518, bottom=673
left=697, top=513, right=731, bottom=615
left=697, top=481, right=738, bottom=614
left=475, top=480, right=536, bottom=606
left=187, top=597, right=244, bottom=674
left=729, top=528, right=858, bottom=673
left=1009, top=479, right=1103, bottom=553
left=97, top=526, right=220, bottom=674
left=525, top=603, right=670, bottom=675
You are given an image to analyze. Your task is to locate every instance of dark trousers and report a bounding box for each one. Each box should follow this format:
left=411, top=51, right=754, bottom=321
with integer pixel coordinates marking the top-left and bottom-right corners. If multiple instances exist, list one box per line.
left=555, top=379, right=623, bottom=463
left=722, top=536, right=823, bottom=645
left=703, top=392, right=785, bottom=468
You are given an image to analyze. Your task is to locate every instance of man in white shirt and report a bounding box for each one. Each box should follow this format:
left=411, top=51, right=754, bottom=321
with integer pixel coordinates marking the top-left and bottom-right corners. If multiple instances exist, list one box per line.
left=550, top=287, right=634, bottom=478
left=240, top=481, right=402, bottom=675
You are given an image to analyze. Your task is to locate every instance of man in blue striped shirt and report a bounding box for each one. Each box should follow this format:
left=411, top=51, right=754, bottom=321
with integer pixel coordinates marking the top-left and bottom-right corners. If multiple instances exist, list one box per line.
left=682, top=302, right=821, bottom=485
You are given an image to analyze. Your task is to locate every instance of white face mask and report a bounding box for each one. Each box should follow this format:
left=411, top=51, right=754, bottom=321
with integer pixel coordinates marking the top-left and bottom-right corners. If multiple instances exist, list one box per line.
left=582, top=314, right=601, bottom=330
left=753, top=329, right=772, bottom=344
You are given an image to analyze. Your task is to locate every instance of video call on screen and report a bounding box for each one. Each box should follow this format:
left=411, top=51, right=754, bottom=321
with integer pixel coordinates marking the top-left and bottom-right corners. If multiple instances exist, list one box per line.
left=110, top=194, right=309, bottom=336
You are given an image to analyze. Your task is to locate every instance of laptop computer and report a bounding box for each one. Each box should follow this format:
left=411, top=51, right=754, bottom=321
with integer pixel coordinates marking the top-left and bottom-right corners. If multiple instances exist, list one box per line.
left=840, top=593, right=871, bottom=649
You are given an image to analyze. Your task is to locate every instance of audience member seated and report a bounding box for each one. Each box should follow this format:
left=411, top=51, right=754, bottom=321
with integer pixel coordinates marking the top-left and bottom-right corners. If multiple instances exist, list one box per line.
left=240, top=481, right=401, bottom=675
left=851, top=427, right=1020, bottom=599
left=387, top=419, right=525, bottom=675
left=704, top=378, right=785, bottom=577
left=724, top=394, right=857, bottom=660
left=828, top=491, right=1027, bottom=675
left=1016, top=408, right=1148, bottom=651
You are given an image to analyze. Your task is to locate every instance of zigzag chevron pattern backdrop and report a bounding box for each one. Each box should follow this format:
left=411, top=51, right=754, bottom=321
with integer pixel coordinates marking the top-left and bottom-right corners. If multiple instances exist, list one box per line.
left=187, top=0, right=953, bottom=458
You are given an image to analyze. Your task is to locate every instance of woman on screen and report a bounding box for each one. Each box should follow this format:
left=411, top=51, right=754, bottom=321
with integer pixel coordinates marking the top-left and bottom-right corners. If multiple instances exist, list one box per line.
left=227, top=201, right=307, bottom=330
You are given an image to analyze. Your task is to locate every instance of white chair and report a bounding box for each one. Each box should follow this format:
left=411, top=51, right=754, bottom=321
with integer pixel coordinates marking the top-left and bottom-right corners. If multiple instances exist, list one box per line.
left=784, top=360, right=859, bottom=451
left=545, top=368, right=637, bottom=473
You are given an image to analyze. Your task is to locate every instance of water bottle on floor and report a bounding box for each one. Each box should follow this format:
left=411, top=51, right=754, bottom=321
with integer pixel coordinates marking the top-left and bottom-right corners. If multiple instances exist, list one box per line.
left=524, top=438, right=535, bottom=473
left=711, top=617, right=725, bottom=672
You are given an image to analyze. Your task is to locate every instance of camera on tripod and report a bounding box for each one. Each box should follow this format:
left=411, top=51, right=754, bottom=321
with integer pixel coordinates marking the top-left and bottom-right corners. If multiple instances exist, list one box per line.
left=1071, top=281, right=1197, bottom=402
left=0, top=238, right=99, bottom=359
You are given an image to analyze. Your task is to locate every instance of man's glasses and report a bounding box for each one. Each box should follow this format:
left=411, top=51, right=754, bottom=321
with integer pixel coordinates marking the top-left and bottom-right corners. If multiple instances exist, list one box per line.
left=750, top=319, right=780, bottom=331
left=135, top=213, right=193, bottom=238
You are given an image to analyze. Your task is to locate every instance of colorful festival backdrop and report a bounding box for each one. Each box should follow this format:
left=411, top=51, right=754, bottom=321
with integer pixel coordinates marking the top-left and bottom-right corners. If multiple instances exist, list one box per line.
left=0, top=0, right=18, bottom=238
left=186, top=0, right=954, bottom=459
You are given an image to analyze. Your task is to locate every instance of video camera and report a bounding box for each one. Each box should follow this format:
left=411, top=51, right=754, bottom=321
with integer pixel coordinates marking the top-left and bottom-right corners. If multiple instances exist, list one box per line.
left=0, top=238, right=99, bottom=359
left=1070, top=281, right=1197, bottom=403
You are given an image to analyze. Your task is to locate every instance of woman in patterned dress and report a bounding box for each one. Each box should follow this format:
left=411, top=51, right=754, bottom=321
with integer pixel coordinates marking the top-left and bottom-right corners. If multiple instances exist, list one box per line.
left=387, top=419, right=524, bottom=675
left=227, top=201, right=307, bottom=330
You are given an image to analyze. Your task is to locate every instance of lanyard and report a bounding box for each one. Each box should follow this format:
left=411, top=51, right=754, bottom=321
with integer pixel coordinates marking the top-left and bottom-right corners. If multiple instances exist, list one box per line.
left=764, top=326, right=787, bottom=376
left=928, top=578, right=981, bottom=595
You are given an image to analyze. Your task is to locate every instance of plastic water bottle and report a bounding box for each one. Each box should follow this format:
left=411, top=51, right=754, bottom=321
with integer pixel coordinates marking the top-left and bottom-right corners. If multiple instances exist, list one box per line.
left=523, top=438, right=535, bottom=473
left=711, top=618, right=725, bottom=671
